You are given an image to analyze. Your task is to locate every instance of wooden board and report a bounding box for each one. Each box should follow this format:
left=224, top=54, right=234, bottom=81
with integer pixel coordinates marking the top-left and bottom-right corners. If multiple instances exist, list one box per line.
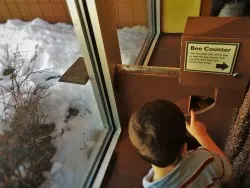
left=149, top=34, right=181, bottom=67
left=114, top=0, right=148, bottom=28
left=59, top=57, right=89, bottom=85
left=116, top=64, right=179, bottom=77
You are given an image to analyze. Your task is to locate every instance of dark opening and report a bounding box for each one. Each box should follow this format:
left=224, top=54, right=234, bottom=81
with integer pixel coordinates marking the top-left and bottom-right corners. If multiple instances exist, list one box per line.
left=189, top=96, right=215, bottom=112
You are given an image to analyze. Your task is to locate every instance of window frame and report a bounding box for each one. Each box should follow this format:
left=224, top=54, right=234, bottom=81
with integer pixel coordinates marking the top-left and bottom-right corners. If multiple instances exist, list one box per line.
left=66, top=1, right=120, bottom=187
left=135, top=0, right=161, bottom=66
left=66, top=0, right=161, bottom=187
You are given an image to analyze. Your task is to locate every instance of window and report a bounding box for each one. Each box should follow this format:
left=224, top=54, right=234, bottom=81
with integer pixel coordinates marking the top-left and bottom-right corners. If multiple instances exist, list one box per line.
left=115, top=0, right=161, bottom=65
left=0, top=0, right=208, bottom=187
left=66, top=0, right=160, bottom=187
left=66, top=1, right=121, bottom=187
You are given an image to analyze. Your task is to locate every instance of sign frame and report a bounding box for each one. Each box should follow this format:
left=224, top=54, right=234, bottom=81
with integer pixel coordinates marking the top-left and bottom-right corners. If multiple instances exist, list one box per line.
left=184, top=41, right=240, bottom=75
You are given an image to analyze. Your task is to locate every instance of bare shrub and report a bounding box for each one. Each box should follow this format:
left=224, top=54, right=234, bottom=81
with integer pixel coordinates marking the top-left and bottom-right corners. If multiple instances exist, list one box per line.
left=0, top=45, right=56, bottom=188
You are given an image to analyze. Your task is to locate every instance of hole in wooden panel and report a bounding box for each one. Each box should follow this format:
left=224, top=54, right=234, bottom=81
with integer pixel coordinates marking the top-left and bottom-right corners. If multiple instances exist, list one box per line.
left=189, top=95, right=215, bottom=112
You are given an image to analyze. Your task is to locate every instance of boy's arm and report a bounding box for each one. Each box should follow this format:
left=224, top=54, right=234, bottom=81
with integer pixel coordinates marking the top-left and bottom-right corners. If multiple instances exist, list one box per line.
left=186, top=111, right=233, bottom=183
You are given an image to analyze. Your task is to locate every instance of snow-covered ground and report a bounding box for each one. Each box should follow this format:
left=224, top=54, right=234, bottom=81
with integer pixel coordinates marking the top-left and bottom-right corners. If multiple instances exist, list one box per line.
left=0, top=18, right=148, bottom=188
left=118, top=26, right=148, bottom=65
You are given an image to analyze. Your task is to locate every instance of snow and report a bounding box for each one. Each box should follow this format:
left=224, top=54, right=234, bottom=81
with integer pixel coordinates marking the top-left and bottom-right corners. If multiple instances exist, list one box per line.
left=118, top=26, right=148, bottom=65
left=0, top=18, right=148, bottom=188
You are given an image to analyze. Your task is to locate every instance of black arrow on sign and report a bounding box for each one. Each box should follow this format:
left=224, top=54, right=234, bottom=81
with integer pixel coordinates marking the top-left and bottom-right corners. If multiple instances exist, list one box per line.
left=216, top=62, right=229, bottom=70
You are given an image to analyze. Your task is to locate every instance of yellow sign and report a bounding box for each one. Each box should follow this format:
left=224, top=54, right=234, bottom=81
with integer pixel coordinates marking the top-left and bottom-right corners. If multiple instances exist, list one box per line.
left=184, top=41, right=239, bottom=74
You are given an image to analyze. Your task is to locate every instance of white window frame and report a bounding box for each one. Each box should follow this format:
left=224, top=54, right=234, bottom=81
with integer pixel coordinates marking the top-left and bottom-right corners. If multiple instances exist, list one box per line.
left=136, top=0, right=161, bottom=66
left=66, top=0, right=161, bottom=187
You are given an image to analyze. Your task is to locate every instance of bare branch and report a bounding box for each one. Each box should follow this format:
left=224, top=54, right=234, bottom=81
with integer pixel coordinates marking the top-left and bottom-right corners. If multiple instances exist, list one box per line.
left=0, top=45, right=56, bottom=187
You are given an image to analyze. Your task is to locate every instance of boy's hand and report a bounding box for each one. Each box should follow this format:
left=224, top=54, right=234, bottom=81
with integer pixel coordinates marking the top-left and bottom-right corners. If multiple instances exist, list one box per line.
left=186, top=112, right=232, bottom=182
left=186, top=111, right=208, bottom=141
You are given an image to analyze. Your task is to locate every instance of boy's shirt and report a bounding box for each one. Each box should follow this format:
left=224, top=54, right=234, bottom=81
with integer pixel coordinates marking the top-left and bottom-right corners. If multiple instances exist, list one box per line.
left=143, top=148, right=232, bottom=188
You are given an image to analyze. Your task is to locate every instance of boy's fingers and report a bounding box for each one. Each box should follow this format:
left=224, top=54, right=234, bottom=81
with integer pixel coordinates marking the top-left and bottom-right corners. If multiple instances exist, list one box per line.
left=190, top=110, right=196, bottom=125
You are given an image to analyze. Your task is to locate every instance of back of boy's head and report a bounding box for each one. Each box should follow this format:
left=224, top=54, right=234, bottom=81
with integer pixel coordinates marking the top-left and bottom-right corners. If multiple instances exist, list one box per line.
left=128, top=99, right=186, bottom=168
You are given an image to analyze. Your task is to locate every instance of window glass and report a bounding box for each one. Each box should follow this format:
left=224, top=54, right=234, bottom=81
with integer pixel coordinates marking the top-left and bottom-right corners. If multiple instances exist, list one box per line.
left=0, top=14, right=103, bottom=188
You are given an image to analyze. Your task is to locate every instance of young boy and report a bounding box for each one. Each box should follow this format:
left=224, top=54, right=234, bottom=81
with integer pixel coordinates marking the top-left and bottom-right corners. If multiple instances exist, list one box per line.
left=128, top=99, right=232, bottom=188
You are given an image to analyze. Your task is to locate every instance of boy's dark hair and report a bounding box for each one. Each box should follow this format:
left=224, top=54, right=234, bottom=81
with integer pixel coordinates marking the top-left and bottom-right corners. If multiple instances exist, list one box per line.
left=128, top=99, right=186, bottom=168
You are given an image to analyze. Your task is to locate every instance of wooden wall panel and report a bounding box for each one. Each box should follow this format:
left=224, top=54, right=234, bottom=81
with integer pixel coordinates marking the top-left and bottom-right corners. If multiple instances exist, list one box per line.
left=132, top=1, right=148, bottom=26
left=0, top=0, right=212, bottom=27
left=0, top=0, right=71, bottom=23
left=200, top=0, right=212, bottom=16
left=115, top=0, right=148, bottom=28
left=95, top=0, right=122, bottom=84
left=114, top=0, right=211, bottom=28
